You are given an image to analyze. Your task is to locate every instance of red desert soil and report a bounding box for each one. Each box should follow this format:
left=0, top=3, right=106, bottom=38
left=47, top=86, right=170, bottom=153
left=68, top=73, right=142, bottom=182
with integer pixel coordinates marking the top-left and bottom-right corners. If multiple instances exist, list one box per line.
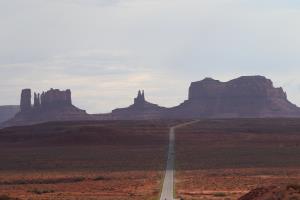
left=0, top=171, right=162, bottom=200
left=238, top=184, right=300, bottom=200
left=175, top=119, right=300, bottom=200
left=0, top=120, right=180, bottom=200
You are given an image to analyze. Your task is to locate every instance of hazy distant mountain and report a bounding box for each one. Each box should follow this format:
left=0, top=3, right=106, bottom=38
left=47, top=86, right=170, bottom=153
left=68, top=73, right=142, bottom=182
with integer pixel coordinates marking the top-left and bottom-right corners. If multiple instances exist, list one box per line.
left=0, top=105, right=19, bottom=123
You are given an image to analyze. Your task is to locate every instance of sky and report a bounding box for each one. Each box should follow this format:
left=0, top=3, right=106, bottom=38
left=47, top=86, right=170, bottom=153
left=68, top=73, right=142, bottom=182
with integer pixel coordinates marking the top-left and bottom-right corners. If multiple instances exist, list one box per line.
left=1, top=0, right=300, bottom=113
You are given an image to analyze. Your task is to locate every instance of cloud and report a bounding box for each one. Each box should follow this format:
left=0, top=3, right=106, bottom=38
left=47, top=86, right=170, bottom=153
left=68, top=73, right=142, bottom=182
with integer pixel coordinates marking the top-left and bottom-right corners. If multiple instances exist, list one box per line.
left=1, top=0, right=300, bottom=112
left=54, top=0, right=134, bottom=7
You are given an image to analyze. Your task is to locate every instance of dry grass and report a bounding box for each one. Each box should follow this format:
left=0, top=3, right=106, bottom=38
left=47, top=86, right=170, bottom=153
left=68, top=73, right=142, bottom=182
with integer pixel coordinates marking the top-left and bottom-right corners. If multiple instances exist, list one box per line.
left=0, top=195, right=19, bottom=200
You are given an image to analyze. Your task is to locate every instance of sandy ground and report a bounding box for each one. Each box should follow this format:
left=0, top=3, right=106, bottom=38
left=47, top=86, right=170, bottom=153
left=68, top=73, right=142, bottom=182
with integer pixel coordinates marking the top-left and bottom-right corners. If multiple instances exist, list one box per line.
left=0, top=170, right=164, bottom=200
left=176, top=168, right=300, bottom=200
left=175, top=119, right=300, bottom=200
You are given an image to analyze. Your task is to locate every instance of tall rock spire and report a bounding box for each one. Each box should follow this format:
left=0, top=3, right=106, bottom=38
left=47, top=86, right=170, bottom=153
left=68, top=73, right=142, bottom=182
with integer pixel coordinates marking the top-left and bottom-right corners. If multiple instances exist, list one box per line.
left=20, top=89, right=31, bottom=112
left=134, top=90, right=146, bottom=105
left=33, top=92, right=41, bottom=108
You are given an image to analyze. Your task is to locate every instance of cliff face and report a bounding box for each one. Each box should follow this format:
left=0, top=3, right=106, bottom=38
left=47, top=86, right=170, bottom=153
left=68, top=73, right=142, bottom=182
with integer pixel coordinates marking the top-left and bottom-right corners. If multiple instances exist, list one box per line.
left=169, top=76, right=300, bottom=118
left=2, top=88, right=89, bottom=127
left=189, top=76, right=287, bottom=101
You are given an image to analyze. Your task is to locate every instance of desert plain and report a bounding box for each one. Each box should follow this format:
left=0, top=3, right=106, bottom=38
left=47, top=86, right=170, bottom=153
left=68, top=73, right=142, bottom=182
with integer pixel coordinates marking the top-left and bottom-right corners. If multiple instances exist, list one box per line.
left=0, top=119, right=300, bottom=200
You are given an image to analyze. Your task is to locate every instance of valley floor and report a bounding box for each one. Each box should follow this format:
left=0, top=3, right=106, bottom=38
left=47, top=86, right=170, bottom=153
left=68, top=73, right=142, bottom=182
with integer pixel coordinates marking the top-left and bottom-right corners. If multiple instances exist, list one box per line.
left=176, top=119, right=300, bottom=200
left=1, top=119, right=300, bottom=200
left=0, top=120, right=173, bottom=200
left=0, top=170, right=162, bottom=200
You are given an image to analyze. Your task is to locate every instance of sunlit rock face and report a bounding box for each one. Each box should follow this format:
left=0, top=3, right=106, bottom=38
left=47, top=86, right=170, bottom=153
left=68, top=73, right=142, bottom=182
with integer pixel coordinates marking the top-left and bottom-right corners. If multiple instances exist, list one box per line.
left=167, top=76, right=300, bottom=118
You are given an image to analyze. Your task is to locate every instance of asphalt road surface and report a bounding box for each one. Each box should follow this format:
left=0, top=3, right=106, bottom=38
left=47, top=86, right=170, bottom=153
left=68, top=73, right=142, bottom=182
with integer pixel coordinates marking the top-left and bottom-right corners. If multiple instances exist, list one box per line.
left=159, top=121, right=199, bottom=200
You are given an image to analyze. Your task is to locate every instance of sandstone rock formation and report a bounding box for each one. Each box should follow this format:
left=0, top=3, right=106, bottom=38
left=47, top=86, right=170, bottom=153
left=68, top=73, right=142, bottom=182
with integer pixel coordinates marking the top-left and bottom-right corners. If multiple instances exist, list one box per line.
left=134, top=90, right=145, bottom=105
left=2, top=76, right=300, bottom=127
left=2, top=88, right=89, bottom=127
left=110, top=90, right=167, bottom=119
left=239, top=185, right=300, bottom=200
left=18, top=88, right=78, bottom=113
left=167, top=76, right=300, bottom=118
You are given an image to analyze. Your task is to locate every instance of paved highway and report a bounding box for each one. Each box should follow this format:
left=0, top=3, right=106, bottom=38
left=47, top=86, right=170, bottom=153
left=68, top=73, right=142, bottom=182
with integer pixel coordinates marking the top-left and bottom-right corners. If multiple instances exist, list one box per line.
left=159, top=121, right=200, bottom=200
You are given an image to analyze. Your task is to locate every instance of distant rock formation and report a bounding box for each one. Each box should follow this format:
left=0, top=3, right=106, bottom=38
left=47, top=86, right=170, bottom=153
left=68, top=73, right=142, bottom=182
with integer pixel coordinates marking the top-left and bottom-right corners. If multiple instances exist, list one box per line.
left=19, top=88, right=77, bottom=113
left=167, top=76, right=300, bottom=118
left=2, top=88, right=89, bottom=127
left=2, top=75, right=300, bottom=127
left=110, top=90, right=167, bottom=119
left=0, top=105, right=19, bottom=123
left=29, top=88, right=72, bottom=110
left=134, top=90, right=145, bottom=105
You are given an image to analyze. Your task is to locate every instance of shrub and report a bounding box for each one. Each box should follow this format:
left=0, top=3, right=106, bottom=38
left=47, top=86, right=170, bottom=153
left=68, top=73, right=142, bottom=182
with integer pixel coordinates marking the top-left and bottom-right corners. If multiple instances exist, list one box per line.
left=287, top=184, right=300, bottom=192
left=1, top=177, right=85, bottom=185
left=0, top=195, right=19, bottom=200
left=93, top=176, right=106, bottom=181
left=29, top=189, right=55, bottom=195
left=213, top=192, right=227, bottom=197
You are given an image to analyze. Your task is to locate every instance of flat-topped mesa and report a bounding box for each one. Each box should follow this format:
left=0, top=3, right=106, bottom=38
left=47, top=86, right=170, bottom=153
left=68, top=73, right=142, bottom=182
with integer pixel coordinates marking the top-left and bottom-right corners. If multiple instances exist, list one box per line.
left=173, top=75, right=298, bottom=118
left=20, top=88, right=73, bottom=112
left=188, top=76, right=287, bottom=101
left=40, top=88, right=72, bottom=109
left=2, top=88, right=88, bottom=127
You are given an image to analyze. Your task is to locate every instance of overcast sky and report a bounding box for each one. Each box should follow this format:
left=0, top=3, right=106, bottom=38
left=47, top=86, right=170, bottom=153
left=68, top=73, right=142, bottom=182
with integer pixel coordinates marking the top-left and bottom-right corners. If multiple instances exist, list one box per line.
left=1, top=0, right=300, bottom=113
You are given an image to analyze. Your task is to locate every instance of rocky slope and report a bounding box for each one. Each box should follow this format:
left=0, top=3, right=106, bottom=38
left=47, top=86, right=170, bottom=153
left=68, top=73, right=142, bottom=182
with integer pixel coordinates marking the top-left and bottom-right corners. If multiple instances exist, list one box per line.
left=0, top=105, right=19, bottom=123
left=239, top=185, right=300, bottom=200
